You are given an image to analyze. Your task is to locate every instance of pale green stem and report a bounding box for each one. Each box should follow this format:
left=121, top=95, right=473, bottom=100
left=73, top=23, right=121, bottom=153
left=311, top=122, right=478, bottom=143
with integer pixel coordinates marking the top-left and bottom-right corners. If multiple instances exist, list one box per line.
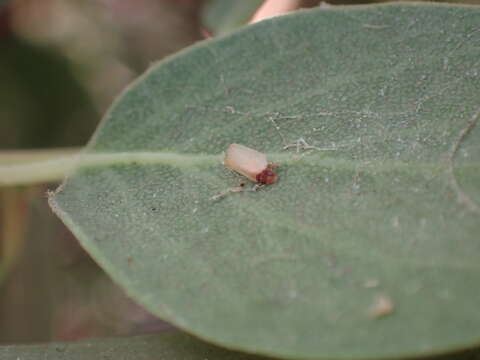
left=0, top=149, right=221, bottom=187
left=0, top=150, right=82, bottom=186
left=0, top=148, right=81, bottom=165
left=0, top=148, right=81, bottom=186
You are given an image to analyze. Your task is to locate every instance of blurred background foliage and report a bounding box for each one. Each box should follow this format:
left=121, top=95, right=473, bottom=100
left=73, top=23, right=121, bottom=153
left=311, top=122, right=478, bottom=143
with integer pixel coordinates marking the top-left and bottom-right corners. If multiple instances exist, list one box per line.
left=0, top=0, right=479, bottom=346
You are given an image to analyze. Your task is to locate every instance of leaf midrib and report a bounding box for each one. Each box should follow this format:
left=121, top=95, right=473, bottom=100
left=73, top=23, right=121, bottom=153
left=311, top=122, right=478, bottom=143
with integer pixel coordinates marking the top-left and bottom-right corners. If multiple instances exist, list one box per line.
left=2, top=149, right=477, bottom=187
left=67, top=151, right=479, bottom=173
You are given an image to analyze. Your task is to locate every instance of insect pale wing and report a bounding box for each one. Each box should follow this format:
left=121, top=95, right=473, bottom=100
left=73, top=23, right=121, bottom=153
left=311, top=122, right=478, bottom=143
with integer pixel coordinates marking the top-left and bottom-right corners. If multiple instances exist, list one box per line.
left=224, top=144, right=268, bottom=182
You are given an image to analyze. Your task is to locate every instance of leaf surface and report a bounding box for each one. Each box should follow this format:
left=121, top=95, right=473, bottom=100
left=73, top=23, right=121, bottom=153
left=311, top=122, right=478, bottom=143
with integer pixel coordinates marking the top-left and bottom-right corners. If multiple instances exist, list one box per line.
left=0, top=331, right=263, bottom=360
left=50, top=4, right=480, bottom=359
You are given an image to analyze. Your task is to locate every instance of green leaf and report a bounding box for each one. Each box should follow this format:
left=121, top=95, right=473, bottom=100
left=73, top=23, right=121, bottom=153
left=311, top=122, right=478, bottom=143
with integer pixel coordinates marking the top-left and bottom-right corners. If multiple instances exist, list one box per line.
left=2, top=332, right=480, bottom=360
left=202, top=0, right=264, bottom=36
left=0, top=331, right=261, bottom=360
left=50, top=3, right=480, bottom=359
left=0, top=35, right=98, bottom=149
left=429, top=0, right=480, bottom=4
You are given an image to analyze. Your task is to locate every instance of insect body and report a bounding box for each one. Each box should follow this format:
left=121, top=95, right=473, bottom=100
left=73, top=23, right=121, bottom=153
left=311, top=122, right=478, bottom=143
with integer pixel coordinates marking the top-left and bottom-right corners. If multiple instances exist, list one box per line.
left=224, top=144, right=278, bottom=184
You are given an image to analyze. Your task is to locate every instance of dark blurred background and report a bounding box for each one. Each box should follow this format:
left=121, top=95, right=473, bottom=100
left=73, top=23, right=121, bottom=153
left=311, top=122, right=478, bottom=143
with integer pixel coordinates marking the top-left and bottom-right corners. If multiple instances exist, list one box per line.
left=0, top=0, right=479, bottom=345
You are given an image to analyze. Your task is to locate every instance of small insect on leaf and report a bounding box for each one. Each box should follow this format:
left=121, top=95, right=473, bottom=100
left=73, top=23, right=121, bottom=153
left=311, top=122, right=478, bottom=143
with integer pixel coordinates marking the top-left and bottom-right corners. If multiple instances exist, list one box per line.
left=224, top=144, right=278, bottom=184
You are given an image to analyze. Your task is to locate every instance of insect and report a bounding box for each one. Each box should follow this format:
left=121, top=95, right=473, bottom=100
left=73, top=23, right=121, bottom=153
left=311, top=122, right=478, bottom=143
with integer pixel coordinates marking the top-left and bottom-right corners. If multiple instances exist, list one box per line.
left=224, top=144, right=278, bottom=184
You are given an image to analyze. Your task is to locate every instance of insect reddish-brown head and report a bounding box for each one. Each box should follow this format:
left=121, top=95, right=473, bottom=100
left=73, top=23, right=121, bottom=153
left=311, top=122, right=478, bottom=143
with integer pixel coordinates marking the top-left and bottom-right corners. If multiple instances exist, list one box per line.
left=255, top=165, right=278, bottom=184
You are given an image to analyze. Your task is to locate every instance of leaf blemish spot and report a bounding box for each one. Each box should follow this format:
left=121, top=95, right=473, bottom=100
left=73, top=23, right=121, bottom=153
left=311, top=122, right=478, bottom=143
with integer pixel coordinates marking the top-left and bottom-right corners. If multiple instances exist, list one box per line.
left=364, top=279, right=380, bottom=288
left=362, top=24, right=388, bottom=30
left=368, top=295, right=395, bottom=318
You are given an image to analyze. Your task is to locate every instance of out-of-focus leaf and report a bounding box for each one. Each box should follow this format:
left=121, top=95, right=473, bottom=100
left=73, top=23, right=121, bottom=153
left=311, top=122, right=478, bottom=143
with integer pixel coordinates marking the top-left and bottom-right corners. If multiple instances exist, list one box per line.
left=102, top=0, right=205, bottom=72
left=50, top=3, right=480, bottom=359
left=202, top=0, right=264, bottom=35
left=0, top=331, right=265, bottom=360
left=0, top=36, right=98, bottom=149
left=2, top=332, right=480, bottom=360
left=326, top=0, right=480, bottom=4
left=432, top=0, right=480, bottom=3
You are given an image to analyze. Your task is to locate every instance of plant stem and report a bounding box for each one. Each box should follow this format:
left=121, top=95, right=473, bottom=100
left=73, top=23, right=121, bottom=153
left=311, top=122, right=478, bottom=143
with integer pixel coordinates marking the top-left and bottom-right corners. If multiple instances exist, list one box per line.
left=0, top=148, right=221, bottom=187
left=0, top=148, right=81, bottom=186
left=0, top=148, right=81, bottom=165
